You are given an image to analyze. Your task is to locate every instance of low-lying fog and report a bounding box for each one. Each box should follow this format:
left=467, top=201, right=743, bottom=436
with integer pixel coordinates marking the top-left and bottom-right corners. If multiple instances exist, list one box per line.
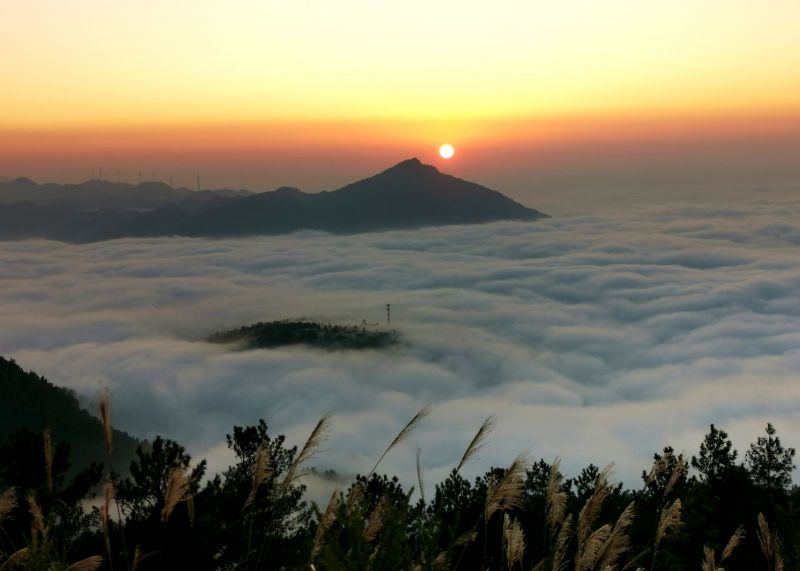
left=2, top=186, right=800, bottom=491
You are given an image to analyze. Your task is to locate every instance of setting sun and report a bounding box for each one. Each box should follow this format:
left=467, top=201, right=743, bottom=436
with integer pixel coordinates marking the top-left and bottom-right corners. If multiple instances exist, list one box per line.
left=439, top=144, right=455, bottom=159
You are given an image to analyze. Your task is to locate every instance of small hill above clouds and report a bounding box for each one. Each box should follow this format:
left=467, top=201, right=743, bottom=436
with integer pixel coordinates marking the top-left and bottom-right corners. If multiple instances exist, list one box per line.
left=0, top=159, right=548, bottom=242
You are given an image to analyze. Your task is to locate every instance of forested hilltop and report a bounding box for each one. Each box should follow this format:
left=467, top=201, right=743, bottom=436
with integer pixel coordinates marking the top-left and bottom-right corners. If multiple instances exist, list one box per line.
left=0, top=358, right=798, bottom=570
left=208, top=320, right=399, bottom=350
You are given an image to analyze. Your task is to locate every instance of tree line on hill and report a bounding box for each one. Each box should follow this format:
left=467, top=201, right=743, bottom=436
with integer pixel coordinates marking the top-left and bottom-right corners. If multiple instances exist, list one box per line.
left=0, top=359, right=798, bottom=570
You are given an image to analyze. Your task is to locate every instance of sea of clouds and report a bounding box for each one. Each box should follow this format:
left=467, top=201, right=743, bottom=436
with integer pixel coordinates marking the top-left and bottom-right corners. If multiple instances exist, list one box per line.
left=2, top=188, right=800, bottom=494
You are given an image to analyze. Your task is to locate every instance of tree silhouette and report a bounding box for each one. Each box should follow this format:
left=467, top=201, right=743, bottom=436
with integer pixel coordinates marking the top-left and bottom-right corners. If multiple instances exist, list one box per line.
left=745, top=423, right=796, bottom=492
left=692, top=424, right=738, bottom=482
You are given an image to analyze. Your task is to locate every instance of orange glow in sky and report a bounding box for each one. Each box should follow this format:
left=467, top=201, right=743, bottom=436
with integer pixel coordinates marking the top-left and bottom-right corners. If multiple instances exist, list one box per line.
left=1, top=0, right=799, bottom=196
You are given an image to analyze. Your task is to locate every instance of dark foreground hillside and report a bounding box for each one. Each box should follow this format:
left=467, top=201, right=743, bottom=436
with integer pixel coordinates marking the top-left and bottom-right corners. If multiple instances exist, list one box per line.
left=0, top=356, right=141, bottom=476
left=1, top=359, right=799, bottom=570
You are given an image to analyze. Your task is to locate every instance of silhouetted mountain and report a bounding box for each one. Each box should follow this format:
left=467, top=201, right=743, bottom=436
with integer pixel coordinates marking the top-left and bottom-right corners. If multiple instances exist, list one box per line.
left=0, top=356, right=142, bottom=476
left=0, top=159, right=547, bottom=242
left=0, top=177, right=252, bottom=209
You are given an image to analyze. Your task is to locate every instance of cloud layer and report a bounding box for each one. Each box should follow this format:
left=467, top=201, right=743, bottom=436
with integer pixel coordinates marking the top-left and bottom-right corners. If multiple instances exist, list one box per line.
left=3, top=192, right=800, bottom=490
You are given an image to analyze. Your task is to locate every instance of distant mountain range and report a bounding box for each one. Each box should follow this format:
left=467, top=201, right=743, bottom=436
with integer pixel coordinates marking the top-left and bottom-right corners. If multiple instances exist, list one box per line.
left=0, top=159, right=547, bottom=242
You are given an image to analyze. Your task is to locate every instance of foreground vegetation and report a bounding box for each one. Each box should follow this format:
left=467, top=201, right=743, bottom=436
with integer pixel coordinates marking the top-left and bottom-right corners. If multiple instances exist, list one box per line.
left=0, top=363, right=798, bottom=570
left=208, top=320, right=399, bottom=350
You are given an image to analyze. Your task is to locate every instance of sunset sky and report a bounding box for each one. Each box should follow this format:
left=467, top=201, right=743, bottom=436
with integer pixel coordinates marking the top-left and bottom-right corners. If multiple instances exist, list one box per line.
left=2, top=0, right=799, bottom=201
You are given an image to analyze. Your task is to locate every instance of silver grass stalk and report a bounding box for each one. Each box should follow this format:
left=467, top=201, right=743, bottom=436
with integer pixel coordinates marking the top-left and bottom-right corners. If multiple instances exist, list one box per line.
left=363, top=496, right=388, bottom=542
left=243, top=444, right=274, bottom=512
left=485, top=454, right=530, bottom=521
left=416, top=447, right=426, bottom=503
left=369, top=407, right=430, bottom=476
left=43, top=429, right=53, bottom=493
left=546, top=458, right=568, bottom=533
left=66, top=555, right=104, bottom=571
left=161, top=467, right=190, bottom=523
left=503, top=515, right=526, bottom=569
left=99, top=388, right=113, bottom=458
left=597, top=501, right=636, bottom=570
left=720, top=525, right=745, bottom=562
left=662, top=454, right=685, bottom=499
left=577, top=524, right=611, bottom=571
left=311, top=488, right=340, bottom=561
left=551, top=513, right=574, bottom=571
left=283, top=415, right=331, bottom=487
left=456, top=416, right=496, bottom=474
left=0, top=488, right=17, bottom=522
left=655, top=498, right=682, bottom=549
left=27, top=493, right=46, bottom=538
left=576, top=464, right=613, bottom=559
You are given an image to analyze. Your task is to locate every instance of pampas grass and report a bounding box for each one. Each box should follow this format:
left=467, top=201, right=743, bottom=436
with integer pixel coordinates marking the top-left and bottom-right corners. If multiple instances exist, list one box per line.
left=27, top=493, right=46, bottom=539
left=655, top=499, right=682, bottom=549
left=310, top=489, right=339, bottom=561
left=363, top=496, right=388, bottom=542
left=99, top=388, right=112, bottom=458
left=550, top=513, right=574, bottom=571
left=503, top=514, right=526, bottom=569
left=757, top=513, right=784, bottom=571
left=66, top=555, right=103, bottom=571
left=485, top=454, right=529, bottom=521
left=369, top=407, right=429, bottom=476
left=456, top=416, right=496, bottom=474
left=243, top=444, right=274, bottom=512
left=416, top=446, right=425, bottom=503
left=282, top=415, right=331, bottom=487
left=0, top=488, right=16, bottom=522
left=546, top=458, right=568, bottom=533
left=161, top=467, right=190, bottom=523
left=43, top=429, right=53, bottom=493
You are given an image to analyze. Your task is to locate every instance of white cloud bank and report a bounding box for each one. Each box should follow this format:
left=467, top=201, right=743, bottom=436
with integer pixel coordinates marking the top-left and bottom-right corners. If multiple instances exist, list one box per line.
left=2, top=191, right=800, bottom=489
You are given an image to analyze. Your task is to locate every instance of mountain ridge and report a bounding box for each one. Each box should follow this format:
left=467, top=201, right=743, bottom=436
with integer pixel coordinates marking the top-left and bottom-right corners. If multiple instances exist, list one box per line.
left=0, top=159, right=548, bottom=242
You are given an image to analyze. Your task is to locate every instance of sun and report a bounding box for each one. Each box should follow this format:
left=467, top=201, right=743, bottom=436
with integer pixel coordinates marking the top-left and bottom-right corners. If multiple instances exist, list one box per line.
left=439, top=144, right=455, bottom=159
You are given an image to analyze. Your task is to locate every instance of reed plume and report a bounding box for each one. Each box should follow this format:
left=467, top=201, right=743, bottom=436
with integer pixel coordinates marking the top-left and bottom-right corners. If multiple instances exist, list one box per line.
left=546, top=458, right=568, bottom=532
left=655, top=499, right=682, bottom=549
left=27, top=493, right=46, bottom=539
left=485, top=454, right=530, bottom=521
left=416, top=446, right=425, bottom=503
left=43, top=429, right=53, bottom=493
left=503, top=514, right=526, bottom=569
left=550, top=513, right=574, bottom=571
left=161, top=467, right=190, bottom=523
left=596, top=501, right=635, bottom=570
left=0, top=488, right=16, bottom=522
left=369, top=407, right=429, bottom=476
left=100, top=482, right=114, bottom=553
left=243, top=444, right=274, bottom=512
left=577, top=523, right=611, bottom=571
left=721, top=525, right=745, bottom=562
left=99, top=388, right=112, bottom=458
left=363, top=496, right=388, bottom=542
left=283, top=415, right=331, bottom=487
left=456, top=416, right=496, bottom=474
left=757, top=513, right=784, bottom=571
left=575, top=464, right=613, bottom=559
left=662, top=454, right=685, bottom=499
left=310, top=488, right=340, bottom=561
left=0, top=548, right=28, bottom=569
left=66, top=555, right=103, bottom=571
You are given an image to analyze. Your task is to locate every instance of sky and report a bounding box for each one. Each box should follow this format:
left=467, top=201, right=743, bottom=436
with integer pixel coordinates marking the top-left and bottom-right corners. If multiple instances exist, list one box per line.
left=1, top=0, right=799, bottom=199
left=3, top=189, right=800, bottom=491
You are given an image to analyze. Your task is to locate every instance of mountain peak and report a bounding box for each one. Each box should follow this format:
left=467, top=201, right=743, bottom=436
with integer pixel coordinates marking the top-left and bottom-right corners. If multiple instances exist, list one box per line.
left=382, top=157, right=440, bottom=176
